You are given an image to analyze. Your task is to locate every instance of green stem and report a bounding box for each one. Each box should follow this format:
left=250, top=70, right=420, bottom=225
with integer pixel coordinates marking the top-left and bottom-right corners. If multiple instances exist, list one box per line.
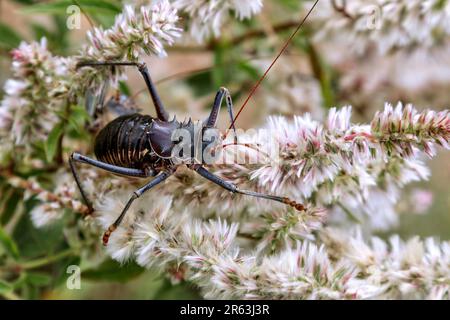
left=55, top=102, right=71, bottom=164
left=1, top=291, right=21, bottom=300
left=305, top=41, right=335, bottom=108
left=20, top=248, right=77, bottom=270
left=170, top=20, right=302, bottom=52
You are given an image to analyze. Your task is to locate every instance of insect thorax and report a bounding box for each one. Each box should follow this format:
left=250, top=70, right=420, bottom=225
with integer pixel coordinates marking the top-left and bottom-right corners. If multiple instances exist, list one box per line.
left=94, top=113, right=222, bottom=169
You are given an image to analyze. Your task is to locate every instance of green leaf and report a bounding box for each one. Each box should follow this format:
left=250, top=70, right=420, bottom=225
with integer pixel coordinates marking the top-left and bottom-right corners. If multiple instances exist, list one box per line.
left=45, top=123, right=65, bottom=163
left=305, top=41, right=336, bottom=108
left=82, top=259, right=145, bottom=282
left=0, top=225, right=20, bottom=260
left=0, top=189, right=21, bottom=225
left=0, top=22, right=22, bottom=50
left=13, top=201, right=67, bottom=258
left=12, top=0, right=36, bottom=5
left=118, top=81, right=131, bottom=96
left=278, top=0, right=303, bottom=10
left=22, top=0, right=121, bottom=15
left=237, top=60, right=260, bottom=81
left=213, top=44, right=226, bottom=88
left=186, top=70, right=215, bottom=97
left=0, top=280, right=13, bottom=295
left=67, top=105, right=90, bottom=134
left=26, top=272, right=52, bottom=286
left=153, top=279, right=201, bottom=300
left=31, top=18, right=69, bottom=55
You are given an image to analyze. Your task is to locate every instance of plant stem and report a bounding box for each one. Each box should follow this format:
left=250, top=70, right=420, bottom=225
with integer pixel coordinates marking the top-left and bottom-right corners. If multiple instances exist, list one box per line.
left=170, top=20, right=303, bottom=52
left=20, top=248, right=77, bottom=270
left=55, top=102, right=71, bottom=165
left=0, top=169, right=91, bottom=216
left=1, top=291, right=21, bottom=300
left=305, top=41, right=335, bottom=108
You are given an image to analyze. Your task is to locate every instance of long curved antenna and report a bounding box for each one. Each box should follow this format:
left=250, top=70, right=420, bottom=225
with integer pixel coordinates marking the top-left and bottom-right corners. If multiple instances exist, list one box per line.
left=227, top=0, right=320, bottom=130
left=220, top=142, right=269, bottom=158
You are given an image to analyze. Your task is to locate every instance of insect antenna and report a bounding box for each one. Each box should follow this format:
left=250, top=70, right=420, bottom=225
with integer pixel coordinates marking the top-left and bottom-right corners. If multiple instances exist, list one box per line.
left=227, top=0, right=320, bottom=131
left=219, top=141, right=271, bottom=160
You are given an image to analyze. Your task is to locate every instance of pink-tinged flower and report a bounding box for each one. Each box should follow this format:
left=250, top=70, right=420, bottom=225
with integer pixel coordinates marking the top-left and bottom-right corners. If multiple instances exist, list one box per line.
left=311, top=0, right=450, bottom=55
left=371, top=102, right=449, bottom=158
left=410, top=189, right=434, bottom=214
left=83, top=1, right=182, bottom=61
left=173, top=0, right=262, bottom=42
left=0, top=38, right=72, bottom=147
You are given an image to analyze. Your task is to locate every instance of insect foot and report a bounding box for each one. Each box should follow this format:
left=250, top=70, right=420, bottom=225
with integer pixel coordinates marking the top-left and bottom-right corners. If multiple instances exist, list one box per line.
left=282, top=197, right=306, bottom=211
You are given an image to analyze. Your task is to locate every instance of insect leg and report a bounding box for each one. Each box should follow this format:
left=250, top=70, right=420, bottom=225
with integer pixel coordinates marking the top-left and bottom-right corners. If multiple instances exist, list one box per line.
left=69, top=152, right=154, bottom=215
left=191, top=165, right=306, bottom=211
left=69, top=155, right=94, bottom=215
left=70, top=152, right=150, bottom=177
left=102, top=170, right=173, bottom=245
left=206, top=87, right=238, bottom=142
left=77, top=61, right=169, bottom=121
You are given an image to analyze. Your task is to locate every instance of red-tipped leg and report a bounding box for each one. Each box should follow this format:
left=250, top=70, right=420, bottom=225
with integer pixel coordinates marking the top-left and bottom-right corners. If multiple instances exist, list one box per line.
left=282, top=197, right=306, bottom=211
left=102, top=225, right=117, bottom=246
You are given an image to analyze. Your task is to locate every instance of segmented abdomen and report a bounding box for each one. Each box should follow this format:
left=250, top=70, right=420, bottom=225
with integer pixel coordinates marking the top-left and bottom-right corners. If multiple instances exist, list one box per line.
left=94, top=114, right=154, bottom=169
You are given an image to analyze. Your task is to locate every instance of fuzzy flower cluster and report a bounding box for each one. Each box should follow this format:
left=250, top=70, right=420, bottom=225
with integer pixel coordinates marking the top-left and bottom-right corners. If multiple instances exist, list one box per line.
left=75, top=0, right=182, bottom=94
left=94, top=195, right=361, bottom=299
left=311, top=0, right=450, bottom=55
left=321, top=228, right=450, bottom=299
left=173, top=0, right=263, bottom=42
left=0, top=39, right=74, bottom=150
left=0, top=1, right=183, bottom=161
left=214, top=103, right=446, bottom=230
left=21, top=103, right=449, bottom=299
left=1, top=0, right=449, bottom=299
left=92, top=193, right=450, bottom=299
left=83, top=1, right=182, bottom=61
left=27, top=104, right=448, bottom=234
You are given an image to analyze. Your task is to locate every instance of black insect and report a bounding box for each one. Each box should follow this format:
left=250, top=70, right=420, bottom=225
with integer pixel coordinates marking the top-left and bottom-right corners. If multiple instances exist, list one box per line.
left=70, top=61, right=306, bottom=245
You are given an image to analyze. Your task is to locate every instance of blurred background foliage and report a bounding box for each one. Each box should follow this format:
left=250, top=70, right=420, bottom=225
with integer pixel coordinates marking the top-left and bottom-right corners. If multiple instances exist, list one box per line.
left=0, top=0, right=449, bottom=299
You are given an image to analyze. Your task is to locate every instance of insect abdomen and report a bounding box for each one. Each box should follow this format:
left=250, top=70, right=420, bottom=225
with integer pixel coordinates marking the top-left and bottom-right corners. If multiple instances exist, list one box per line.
left=94, top=114, right=154, bottom=169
